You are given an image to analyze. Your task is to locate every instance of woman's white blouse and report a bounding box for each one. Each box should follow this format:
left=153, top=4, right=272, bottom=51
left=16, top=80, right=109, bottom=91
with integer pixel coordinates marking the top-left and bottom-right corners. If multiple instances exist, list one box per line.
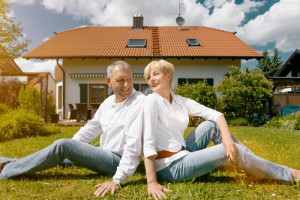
left=143, top=92, right=223, bottom=171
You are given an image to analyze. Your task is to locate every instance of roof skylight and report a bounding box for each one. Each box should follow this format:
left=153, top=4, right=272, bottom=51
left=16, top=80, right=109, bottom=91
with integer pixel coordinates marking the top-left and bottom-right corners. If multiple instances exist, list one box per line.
left=186, top=39, right=200, bottom=46
left=127, top=39, right=147, bottom=48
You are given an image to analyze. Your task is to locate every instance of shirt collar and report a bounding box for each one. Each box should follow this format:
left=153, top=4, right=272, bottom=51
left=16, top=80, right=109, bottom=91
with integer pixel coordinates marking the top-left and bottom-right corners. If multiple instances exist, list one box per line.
left=112, top=88, right=136, bottom=106
left=153, top=91, right=179, bottom=104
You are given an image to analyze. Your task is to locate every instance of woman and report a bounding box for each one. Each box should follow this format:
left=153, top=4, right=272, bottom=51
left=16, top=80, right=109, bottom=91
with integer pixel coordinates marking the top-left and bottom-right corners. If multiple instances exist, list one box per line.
left=143, top=60, right=300, bottom=199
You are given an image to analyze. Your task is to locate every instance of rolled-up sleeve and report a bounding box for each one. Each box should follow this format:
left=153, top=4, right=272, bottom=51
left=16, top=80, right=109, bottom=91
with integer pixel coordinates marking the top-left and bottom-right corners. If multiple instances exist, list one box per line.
left=143, top=95, right=159, bottom=158
left=72, top=109, right=103, bottom=143
left=183, top=97, right=223, bottom=122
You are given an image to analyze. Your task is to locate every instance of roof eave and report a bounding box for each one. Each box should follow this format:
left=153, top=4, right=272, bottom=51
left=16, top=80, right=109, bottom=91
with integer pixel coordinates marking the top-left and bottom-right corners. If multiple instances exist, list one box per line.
left=22, top=55, right=263, bottom=60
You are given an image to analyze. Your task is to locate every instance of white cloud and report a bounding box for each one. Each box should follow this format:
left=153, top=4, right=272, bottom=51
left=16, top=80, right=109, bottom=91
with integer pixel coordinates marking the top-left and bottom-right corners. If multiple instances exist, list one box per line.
left=237, top=0, right=300, bottom=52
left=203, top=0, right=264, bottom=31
left=14, top=58, right=57, bottom=77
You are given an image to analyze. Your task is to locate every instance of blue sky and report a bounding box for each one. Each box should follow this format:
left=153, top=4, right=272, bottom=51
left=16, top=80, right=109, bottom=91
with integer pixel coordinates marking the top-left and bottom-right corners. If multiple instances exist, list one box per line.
left=8, top=0, right=300, bottom=76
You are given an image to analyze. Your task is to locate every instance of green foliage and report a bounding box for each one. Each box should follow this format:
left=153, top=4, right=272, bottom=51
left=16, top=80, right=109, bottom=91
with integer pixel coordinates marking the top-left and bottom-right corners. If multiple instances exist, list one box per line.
left=0, top=103, right=9, bottom=115
left=0, top=79, right=26, bottom=108
left=256, top=48, right=283, bottom=77
left=173, top=81, right=217, bottom=109
left=0, top=0, right=30, bottom=59
left=265, top=113, right=300, bottom=130
left=18, top=85, right=40, bottom=114
left=228, top=117, right=248, bottom=126
left=46, top=90, right=56, bottom=117
left=18, top=86, right=57, bottom=121
left=0, top=109, right=61, bottom=141
left=217, top=66, right=273, bottom=121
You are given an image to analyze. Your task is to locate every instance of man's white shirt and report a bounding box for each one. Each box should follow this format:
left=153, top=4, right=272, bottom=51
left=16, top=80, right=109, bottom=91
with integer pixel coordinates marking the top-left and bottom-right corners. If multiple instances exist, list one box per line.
left=72, top=89, right=145, bottom=183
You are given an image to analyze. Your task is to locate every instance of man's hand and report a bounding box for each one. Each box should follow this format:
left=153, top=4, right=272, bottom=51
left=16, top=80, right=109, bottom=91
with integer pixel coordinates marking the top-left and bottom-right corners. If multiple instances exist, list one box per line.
left=94, top=181, right=120, bottom=197
left=147, top=182, right=172, bottom=200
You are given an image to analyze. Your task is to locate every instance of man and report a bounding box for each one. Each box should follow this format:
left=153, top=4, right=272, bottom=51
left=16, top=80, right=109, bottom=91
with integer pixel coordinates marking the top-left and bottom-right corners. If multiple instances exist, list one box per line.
left=0, top=61, right=145, bottom=197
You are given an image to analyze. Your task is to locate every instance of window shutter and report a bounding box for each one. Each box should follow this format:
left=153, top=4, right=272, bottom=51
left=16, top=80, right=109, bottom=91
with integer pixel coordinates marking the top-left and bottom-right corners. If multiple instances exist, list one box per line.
left=79, top=84, right=88, bottom=103
left=205, top=78, right=214, bottom=86
left=133, top=83, right=140, bottom=91
left=178, top=78, right=187, bottom=86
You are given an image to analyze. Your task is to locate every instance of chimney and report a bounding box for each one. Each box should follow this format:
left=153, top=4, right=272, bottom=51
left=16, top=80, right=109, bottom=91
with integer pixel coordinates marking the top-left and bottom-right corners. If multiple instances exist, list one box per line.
left=133, top=15, right=144, bottom=30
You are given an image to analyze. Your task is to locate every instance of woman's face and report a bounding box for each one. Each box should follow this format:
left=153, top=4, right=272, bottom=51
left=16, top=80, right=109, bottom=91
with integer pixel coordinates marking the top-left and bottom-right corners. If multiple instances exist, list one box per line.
left=147, top=67, right=171, bottom=93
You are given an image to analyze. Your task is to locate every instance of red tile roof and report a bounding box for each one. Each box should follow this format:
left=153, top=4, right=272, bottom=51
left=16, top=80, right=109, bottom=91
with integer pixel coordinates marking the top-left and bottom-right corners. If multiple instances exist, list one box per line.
left=23, top=26, right=262, bottom=59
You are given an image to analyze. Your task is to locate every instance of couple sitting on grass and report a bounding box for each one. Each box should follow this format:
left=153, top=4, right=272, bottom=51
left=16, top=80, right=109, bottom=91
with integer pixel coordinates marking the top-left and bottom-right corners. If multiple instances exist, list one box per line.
left=1, top=60, right=299, bottom=198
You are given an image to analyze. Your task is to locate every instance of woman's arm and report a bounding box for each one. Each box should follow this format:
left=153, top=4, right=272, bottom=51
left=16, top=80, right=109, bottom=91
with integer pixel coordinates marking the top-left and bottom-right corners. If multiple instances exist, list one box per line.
left=144, top=156, right=172, bottom=199
left=216, top=115, right=236, bottom=161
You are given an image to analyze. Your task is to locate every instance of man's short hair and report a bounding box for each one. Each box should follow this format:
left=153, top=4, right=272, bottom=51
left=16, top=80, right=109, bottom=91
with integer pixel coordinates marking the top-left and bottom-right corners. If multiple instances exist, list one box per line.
left=107, top=61, right=132, bottom=78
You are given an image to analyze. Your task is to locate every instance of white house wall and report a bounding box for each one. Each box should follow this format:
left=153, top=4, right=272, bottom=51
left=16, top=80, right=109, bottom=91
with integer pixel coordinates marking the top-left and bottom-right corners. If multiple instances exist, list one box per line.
left=61, top=58, right=241, bottom=118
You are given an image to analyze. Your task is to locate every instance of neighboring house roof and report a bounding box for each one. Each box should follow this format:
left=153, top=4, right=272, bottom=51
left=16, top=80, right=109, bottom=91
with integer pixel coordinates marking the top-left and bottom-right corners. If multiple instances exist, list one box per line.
left=23, top=26, right=262, bottom=59
left=274, top=49, right=300, bottom=77
left=0, top=59, right=22, bottom=73
left=0, top=71, right=54, bottom=86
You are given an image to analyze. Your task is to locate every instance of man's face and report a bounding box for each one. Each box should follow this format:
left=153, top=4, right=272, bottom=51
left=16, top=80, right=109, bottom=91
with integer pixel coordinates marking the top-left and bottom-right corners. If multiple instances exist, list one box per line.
left=107, top=65, right=133, bottom=103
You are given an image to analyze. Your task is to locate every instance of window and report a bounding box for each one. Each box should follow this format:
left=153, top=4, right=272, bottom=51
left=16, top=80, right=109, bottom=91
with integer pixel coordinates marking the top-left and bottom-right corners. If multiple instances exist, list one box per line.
left=178, top=78, right=214, bottom=86
left=186, top=39, right=200, bottom=46
left=58, top=86, right=62, bottom=109
left=187, top=78, right=204, bottom=85
left=127, top=39, right=147, bottom=48
left=89, top=84, right=108, bottom=105
left=141, top=84, right=153, bottom=95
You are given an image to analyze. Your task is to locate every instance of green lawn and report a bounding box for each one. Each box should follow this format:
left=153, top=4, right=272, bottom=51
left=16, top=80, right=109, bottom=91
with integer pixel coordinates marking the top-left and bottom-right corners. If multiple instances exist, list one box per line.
left=0, top=126, right=299, bottom=199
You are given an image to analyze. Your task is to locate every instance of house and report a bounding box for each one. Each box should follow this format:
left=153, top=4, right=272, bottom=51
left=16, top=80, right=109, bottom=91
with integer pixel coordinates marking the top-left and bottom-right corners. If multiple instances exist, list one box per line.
left=23, top=16, right=262, bottom=119
left=271, top=49, right=300, bottom=115
left=0, top=58, right=56, bottom=101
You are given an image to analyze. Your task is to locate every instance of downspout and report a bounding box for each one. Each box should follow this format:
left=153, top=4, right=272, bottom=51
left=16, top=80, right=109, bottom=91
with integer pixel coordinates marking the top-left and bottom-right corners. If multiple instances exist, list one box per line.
left=56, top=59, right=65, bottom=119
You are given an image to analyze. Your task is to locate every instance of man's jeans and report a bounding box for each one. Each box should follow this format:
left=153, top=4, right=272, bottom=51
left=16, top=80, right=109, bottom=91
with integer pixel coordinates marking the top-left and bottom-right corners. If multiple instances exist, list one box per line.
left=157, top=121, right=292, bottom=182
left=0, top=139, right=120, bottom=179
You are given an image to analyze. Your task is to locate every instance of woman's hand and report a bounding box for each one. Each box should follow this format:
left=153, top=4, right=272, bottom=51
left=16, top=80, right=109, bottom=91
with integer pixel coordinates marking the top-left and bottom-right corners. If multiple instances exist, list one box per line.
left=222, top=135, right=236, bottom=161
left=148, top=181, right=172, bottom=199
left=216, top=115, right=237, bottom=161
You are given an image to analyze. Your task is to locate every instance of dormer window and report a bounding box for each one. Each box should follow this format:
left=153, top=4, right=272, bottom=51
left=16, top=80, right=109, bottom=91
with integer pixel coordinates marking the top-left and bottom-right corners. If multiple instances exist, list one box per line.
left=127, top=39, right=147, bottom=48
left=186, top=39, right=200, bottom=46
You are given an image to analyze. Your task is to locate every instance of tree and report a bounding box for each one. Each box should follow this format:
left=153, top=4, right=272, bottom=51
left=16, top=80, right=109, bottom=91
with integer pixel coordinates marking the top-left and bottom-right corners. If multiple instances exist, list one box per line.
left=256, top=48, right=283, bottom=77
left=217, top=66, right=273, bottom=121
left=0, top=0, right=30, bottom=60
left=0, top=78, right=25, bottom=108
left=270, top=48, right=283, bottom=76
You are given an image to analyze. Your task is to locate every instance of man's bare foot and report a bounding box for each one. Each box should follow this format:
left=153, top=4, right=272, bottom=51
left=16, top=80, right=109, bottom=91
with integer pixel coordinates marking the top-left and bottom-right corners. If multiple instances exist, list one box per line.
left=290, top=168, right=300, bottom=180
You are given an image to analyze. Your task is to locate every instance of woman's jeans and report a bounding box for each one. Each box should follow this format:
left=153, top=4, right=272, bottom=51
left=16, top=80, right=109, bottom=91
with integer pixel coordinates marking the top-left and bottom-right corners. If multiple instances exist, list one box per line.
left=0, top=139, right=120, bottom=179
left=157, top=121, right=293, bottom=183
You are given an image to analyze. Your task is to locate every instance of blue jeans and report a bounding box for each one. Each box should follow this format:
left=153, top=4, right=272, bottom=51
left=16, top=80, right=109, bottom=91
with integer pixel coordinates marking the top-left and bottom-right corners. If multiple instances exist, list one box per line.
left=0, top=139, right=120, bottom=179
left=157, top=121, right=292, bottom=183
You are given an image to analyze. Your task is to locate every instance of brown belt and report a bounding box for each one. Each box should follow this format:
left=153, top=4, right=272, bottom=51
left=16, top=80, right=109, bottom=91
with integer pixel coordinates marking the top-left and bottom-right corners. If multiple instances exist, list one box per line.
left=156, top=148, right=183, bottom=160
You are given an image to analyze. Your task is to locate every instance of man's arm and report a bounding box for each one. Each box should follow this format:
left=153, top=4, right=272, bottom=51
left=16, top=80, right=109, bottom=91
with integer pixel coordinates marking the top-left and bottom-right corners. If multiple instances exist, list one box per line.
left=94, top=95, right=144, bottom=197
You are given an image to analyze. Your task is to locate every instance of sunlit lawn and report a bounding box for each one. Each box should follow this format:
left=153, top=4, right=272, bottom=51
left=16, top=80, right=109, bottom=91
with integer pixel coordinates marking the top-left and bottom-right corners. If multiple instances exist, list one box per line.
left=0, top=126, right=299, bottom=199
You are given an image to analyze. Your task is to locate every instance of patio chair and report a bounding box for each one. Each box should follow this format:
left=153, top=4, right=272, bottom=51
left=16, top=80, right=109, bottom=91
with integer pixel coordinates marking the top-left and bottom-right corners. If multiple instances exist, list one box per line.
left=90, top=103, right=101, bottom=119
left=68, top=104, right=77, bottom=121
left=76, top=103, right=88, bottom=122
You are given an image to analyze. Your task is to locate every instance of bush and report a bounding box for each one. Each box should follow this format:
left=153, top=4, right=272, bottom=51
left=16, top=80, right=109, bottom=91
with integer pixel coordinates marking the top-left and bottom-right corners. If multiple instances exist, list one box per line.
left=228, top=117, right=248, bottom=126
left=0, top=103, right=9, bottom=115
left=265, top=113, right=300, bottom=130
left=217, top=66, right=273, bottom=121
left=18, top=85, right=40, bottom=114
left=0, top=109, right=61, bottom=141
left=18, top=86, right=57, bottom=121
left=0, top=79, right=26, bottom=108
left=173, top=82, right=217, bottom=109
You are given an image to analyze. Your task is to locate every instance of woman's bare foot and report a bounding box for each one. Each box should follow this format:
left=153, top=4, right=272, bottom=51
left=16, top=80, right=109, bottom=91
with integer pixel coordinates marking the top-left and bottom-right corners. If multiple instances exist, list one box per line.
left=290, top=168, right=300, bottom=180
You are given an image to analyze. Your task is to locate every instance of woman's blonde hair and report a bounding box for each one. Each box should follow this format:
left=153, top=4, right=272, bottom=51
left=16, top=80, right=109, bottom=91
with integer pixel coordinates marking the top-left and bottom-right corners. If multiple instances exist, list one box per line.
left=144, top=60, right=174, bottom=86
